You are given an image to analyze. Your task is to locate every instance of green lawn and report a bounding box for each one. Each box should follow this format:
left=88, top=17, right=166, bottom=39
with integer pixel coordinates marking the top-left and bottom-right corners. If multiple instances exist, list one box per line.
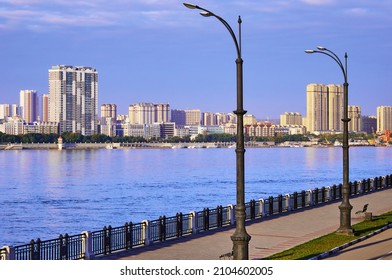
left=264, top=211, right=392, bottom=260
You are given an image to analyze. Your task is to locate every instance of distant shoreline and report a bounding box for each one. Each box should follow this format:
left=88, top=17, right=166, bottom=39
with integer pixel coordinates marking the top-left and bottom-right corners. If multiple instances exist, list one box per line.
left=0, top=142, right=386, bottom=150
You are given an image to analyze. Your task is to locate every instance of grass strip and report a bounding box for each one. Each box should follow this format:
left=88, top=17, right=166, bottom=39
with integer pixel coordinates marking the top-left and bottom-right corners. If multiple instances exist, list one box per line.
left=264, top=211, right=392, bottom=260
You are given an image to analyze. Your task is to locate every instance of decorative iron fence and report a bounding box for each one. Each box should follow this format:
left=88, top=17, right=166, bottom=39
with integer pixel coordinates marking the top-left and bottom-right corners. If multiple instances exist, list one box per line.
left=1, top=174, right=391, bottom=260
left=13, top=234, right=85, bottom=260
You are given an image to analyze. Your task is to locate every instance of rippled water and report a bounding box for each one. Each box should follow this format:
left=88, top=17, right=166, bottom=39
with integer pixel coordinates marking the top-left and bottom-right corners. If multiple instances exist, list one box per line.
left=0, top=146, right=391, bottom=246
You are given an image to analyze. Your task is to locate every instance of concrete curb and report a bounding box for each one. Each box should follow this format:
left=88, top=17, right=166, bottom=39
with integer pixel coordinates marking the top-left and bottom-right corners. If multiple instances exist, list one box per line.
left=309, top=223, right=392, bottom=260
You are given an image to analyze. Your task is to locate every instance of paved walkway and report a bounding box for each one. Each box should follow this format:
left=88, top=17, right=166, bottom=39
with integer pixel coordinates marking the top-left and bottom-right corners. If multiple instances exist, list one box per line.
left=98, top=188, right=392, bottom=260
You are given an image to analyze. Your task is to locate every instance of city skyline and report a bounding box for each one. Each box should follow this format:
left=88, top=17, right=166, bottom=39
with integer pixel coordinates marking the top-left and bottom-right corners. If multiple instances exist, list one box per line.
left=0, top=1, right=391, bottom=118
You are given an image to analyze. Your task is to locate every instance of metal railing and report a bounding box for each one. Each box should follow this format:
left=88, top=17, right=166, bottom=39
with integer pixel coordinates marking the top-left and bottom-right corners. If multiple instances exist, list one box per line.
left=13, top=234, right=85, bottom=260
left=1, top=173, right=391, bottom=260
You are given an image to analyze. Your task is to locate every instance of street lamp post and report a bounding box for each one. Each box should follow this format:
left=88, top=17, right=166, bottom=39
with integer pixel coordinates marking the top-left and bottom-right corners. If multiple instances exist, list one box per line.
left=305, top=46, right=354, bottom=235
left=183, top=3, right=251, bottom=259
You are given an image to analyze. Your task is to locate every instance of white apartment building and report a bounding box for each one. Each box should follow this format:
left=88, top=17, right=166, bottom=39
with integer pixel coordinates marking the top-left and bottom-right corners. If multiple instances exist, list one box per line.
left=48, top=65, right=98, bottom=135
left=0, top=104, right=19, bottom=119
left=377, top=106, right=392, bottom=132
left=19, top=90, right=38, bottom=123
left=305, top=84, right=343, bottom=133
left=129, top=103, right=170, bottom=125
left=280, top=112, right=302, bottom=126
left=348, top=105, right=361, bottom=132
left=0, top=116, right=24, bottom=135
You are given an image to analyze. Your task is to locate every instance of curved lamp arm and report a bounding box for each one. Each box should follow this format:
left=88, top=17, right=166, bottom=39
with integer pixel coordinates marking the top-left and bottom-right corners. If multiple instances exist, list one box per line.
left=305, top=47, right=347, bottom=82
left=183, top=2, right=241, bottom=59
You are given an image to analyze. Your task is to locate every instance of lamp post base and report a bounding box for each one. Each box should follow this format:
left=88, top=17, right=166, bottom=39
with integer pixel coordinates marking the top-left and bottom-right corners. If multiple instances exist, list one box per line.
left=231, top=234, right=251, bottom=260
left=336, top=228, right=355, bottom=236
left=336, top=203, right=354, bottom=236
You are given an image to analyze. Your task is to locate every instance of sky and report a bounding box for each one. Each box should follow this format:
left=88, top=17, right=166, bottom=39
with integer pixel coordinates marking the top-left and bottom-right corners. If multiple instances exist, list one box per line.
left=0, top=0, right=391, bottom=119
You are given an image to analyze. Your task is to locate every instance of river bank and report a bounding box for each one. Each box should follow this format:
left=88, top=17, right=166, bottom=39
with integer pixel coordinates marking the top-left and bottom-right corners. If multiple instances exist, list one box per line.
left=0, top=141, right=384, bottom=150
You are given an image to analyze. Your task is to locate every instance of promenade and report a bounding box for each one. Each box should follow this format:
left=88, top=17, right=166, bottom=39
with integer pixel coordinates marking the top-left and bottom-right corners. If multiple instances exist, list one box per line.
left=97, top=188, right=392, bottom=260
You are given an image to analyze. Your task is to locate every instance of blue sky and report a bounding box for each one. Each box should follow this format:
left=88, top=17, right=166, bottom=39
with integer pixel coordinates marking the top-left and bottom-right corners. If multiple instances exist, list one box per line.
left=0, top=0, right=391, bottom=119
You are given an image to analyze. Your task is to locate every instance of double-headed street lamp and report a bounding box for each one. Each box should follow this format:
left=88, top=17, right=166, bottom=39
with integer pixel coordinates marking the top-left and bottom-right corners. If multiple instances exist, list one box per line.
left=183, top=3, right=251, bottom=259
left=305, top=46, right=354, bottom=235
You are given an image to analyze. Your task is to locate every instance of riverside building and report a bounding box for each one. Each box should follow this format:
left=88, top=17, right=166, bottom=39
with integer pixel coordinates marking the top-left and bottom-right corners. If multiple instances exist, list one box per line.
left=348, top=105, right=362, bottom=132
left=377, top=106, right=392, bottom=133
left=48, top=65, right=98, bottom=136
left=0, top=104, right=19, bottom=120
left=128, top=103, right=170, bottom=125
left=19, top=90, right=38, bottom=123
left=280, top=112, right=302, bottom=126
left=305, top=83, right=343, bottom=133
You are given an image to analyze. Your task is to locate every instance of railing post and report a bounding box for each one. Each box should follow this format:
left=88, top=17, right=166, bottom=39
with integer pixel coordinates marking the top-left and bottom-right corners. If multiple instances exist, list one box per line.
left=278, top=195, right=283, bottom=213
left=82, top=231, right=94, bottom=260
left=258, top=199, right=266, bottom=217
left=293, top=192, right=298, bottom=209
left=159, top=216, right=166, bottom=241
left=301, top=190, right=306, bottom=207
left=307, top=190, right=313, bottom=206
left=359, top=180, right=364, bottom=194
left=189, top=211, right=198, bottom=234
left=338, top=184, right=343, bottom=199
left=142, top=220, right=151, bottom=246
left=250, top=200, right=255, bottom=219
left=31, top=238, right=41, bottom=260
left=203, top=208, right=209, bottom=231
left=371, top=178, right=376, bottom=191
left=386, top=175, right=391, bottom=187
left=367, top=178, right=371, bottom=192
left=228, top=204, right=235, bottom=225
left=321, top=187, right=326, bottom=203
left=217, top=206, right=223, bottom=227
left=176, top=212, right=183, bottom=237
left=1, top=246, right=15, bottom=260
left=59, top=234, right=69, bottom=260
left=314, top=188, right=319, bottom=204
left=285, top=194, right=292, bottom=211
left=268, top=196, right=273, bottom=215
left=105, top=226, right=112, bottom=254
left=124, top=222, right=132, bottom=250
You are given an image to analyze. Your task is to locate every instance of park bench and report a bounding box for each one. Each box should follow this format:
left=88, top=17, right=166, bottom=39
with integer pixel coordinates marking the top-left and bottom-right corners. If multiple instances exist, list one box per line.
left=355, top=203, right=368, bottom=215
left=355, top=204, right=372, bottom=220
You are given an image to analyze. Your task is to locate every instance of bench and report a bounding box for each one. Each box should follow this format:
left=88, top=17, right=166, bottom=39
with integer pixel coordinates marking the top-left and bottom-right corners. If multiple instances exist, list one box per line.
left=355, top=204, right=372, bottom=220
left=355, top=203, right=368, bottom=215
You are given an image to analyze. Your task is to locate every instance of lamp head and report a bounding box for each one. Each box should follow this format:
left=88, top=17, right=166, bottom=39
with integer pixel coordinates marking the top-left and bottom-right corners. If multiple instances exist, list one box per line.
left=305, top=50, right=315, bottom=54
left=317, top=46, right=327, bottom=51
left=183, top=3, right=198, bottom=9
left=200, top=11, right=212, bottom=17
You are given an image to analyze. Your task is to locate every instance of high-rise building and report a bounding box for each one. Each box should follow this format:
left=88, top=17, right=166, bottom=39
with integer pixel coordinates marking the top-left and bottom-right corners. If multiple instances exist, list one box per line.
left=19, top=90, right=38, bottom=123
left=348, top=105, right=361, bottom=132
left=184, top=109, right=201, bottom=126
left=101, top=104, right=117, bottom=120
left=377, top=106, right=392, bottom=133
left=215, top=113, right=230, bottom=125
left=171, top=109, right=186, bottom=126
left=48, top=65, right=98, bottom=135
left=243, top=114, right=257, bottom=125
left=42, top=94, right=49, bottom=122
left=171, top=109, right=200, bottom=126
left=202, top=112, right=216, bottom=126
left=280, top=112, right=302, bottom=126
left=327, top=84, right=343, bottom=131
left=128, top=103, right=170, bottom=125
left=305, top=84, right=343, bottom=133
left=0, top=104, right=19, bottom=119
left=361, top=115, right=377, bottom=134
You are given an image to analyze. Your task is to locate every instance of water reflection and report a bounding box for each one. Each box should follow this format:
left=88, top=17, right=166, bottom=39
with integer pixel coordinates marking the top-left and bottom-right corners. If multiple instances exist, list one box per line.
left=0, top=147, right=391, bottom=246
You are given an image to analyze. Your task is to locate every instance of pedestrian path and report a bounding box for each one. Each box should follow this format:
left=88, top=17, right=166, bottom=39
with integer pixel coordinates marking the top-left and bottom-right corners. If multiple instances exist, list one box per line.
left=98, top=188, right=392, bottom=260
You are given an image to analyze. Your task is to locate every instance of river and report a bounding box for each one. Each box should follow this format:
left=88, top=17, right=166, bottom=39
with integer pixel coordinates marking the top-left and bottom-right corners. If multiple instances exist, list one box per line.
left=0, top=146, right=391, bottom=246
